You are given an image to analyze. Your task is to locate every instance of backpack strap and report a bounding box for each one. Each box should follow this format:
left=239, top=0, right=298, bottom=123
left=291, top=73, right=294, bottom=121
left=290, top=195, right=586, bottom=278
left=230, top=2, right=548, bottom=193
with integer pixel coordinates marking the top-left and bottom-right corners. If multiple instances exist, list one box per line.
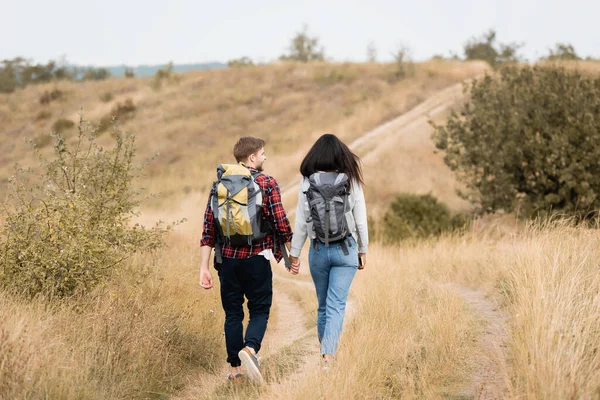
left=324, top=201, right=330, bottom=247
left=210, top=181, right=225, bottom=265
left=249, top=170, right=292, bottom=270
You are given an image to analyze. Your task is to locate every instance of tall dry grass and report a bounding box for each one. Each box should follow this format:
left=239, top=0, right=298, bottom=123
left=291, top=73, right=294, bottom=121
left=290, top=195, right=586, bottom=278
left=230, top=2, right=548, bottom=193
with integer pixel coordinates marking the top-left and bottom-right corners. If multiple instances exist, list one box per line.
left=262, top=221, right=600, bottom=399
left=0, top=231, right=224, bottom=399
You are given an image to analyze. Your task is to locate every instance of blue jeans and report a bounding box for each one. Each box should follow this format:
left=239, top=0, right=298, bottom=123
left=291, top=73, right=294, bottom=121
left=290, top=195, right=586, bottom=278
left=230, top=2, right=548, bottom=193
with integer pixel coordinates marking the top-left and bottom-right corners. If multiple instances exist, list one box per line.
left=309, top=237, right=358, bottom=356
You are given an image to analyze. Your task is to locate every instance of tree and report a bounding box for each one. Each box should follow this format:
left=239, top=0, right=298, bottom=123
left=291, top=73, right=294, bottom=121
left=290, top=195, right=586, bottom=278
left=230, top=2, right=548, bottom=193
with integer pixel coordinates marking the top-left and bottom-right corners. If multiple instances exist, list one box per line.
left=432, top=65, right=600, bottom=220
left=390, top=43, right=414, bottom=81
left=366, top=41, right=377, bottom=62
left=463, top=29, right=522, bottom=67
left=82, top=67, right=111, bottom=81
left=279, top=24, right=325, bottom=62
left=544, top=43, right=580, bottom=61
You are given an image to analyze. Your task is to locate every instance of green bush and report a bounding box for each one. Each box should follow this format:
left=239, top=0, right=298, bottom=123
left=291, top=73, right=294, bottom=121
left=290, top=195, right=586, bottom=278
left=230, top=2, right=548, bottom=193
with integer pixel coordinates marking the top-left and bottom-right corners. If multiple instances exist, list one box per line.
left=432, top=65, right=600, bottom=220
left=383, top=193, right=469, bottom=241
left=0, top=118, right=169, bottom=298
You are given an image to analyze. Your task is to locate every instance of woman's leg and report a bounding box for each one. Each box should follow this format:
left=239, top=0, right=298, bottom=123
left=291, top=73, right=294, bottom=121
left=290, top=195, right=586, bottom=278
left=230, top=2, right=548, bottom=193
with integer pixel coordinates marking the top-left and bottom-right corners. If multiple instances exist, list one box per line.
left=309, top=241, right=330, bottom=343
left=321, top=240, right=358, bottom=356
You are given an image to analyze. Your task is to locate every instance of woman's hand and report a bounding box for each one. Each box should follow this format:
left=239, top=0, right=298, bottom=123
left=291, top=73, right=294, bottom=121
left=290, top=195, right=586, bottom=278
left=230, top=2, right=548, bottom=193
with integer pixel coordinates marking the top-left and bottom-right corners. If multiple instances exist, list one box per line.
left=358, top=253, right=367, bottom=270
left=289, top=256, right=301, bottom=275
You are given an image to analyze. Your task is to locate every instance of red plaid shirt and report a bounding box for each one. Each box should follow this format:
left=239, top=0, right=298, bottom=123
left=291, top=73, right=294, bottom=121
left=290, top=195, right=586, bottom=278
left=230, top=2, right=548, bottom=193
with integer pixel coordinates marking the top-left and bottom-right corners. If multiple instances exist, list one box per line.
left=200, top=166, right=293, bottom=264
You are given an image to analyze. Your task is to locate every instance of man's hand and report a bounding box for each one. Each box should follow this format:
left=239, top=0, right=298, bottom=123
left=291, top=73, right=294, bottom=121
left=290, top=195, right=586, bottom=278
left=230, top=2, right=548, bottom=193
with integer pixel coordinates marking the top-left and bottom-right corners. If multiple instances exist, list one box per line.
left=288, top=256, right=301, bottom=275
left=200, top=267, right=213, bottom=289
left=358, top=253, right=367, bottom=270
left=199, top=246, right=213, bottom=289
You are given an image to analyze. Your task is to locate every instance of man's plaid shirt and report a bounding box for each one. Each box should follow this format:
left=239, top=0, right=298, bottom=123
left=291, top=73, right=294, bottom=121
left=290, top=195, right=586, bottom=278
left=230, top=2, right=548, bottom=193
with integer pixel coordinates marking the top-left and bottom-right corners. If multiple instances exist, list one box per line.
left=200, top=166, right=293, bottom=263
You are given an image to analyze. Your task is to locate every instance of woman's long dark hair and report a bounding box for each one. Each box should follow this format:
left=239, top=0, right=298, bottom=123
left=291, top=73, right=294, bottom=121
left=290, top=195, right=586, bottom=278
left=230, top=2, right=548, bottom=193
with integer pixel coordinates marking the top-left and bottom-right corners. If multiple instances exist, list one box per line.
left=300, top=133, right=364, bottom=188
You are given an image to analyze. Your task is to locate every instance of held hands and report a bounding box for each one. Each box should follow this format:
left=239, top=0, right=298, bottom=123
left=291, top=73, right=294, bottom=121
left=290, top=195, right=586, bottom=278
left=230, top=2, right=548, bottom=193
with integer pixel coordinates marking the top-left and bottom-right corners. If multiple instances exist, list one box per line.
left=288, top=256, right=301, bottom=275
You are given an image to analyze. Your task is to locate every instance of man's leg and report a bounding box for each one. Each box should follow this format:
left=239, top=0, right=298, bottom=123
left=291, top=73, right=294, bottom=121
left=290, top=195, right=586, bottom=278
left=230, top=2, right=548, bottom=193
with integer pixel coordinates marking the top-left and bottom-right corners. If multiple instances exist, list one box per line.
left=217, top=257, right=245, bottom=367
left=240, top=255, right=272, bottom=353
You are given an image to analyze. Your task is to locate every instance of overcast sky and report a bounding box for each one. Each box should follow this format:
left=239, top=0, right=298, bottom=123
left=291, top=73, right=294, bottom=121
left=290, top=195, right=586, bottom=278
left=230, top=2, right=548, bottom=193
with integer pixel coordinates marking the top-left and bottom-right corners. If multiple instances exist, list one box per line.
left=2, top=0, right=599, bottom=66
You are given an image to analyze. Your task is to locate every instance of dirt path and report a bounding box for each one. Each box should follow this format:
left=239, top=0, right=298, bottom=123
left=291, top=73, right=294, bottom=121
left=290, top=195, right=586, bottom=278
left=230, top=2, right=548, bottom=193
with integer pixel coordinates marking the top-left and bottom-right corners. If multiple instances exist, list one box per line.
left=172, top=287, right=308, bottom=400
left=448, top=283, right=510, bottom=400
left=280, top=80, right=467, bottom=201
left=142, top=78, right=510, bottom=399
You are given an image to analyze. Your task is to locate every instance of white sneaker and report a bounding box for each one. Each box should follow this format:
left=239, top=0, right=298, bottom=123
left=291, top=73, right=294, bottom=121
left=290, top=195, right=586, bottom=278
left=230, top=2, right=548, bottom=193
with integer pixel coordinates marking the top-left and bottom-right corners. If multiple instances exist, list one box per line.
left=239, top=347, right=263, bottom=385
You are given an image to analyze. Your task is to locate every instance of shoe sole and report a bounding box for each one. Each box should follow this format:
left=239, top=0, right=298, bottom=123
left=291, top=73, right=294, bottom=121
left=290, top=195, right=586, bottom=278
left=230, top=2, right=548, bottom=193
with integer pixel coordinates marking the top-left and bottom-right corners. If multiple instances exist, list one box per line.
left=239, top=349, right=263, bottom=385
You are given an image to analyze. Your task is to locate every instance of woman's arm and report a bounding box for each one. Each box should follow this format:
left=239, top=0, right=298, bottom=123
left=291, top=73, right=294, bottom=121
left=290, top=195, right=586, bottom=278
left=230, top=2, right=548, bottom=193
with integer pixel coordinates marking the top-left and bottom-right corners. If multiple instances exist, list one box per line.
left=352, top=183, right=369, bottom=254
left=290, top=181, right=308, bottom=258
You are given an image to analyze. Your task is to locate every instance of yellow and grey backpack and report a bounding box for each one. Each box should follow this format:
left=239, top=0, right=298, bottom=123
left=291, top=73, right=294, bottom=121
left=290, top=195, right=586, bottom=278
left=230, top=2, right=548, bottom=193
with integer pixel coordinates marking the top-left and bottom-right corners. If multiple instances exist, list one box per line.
left=211, top=163, right=268, bottom=248
left=210, top=163, right=292, bottom=268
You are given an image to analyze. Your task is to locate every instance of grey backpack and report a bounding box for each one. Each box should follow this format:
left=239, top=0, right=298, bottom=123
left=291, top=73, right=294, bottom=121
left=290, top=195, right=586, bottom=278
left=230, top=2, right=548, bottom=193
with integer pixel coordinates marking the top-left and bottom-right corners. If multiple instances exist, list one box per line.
left=304, top=172, right=350, bottom=246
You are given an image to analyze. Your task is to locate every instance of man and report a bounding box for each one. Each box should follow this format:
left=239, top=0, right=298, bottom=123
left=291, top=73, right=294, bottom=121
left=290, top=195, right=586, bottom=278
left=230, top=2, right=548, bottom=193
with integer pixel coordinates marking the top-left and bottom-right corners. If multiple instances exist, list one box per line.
left=199, top=136, right=293, bottom=385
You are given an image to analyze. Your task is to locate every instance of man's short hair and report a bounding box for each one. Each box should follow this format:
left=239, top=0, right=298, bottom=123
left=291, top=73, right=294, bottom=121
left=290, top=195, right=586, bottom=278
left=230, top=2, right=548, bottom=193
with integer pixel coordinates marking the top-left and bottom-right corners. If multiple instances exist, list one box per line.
left=233, top=137, right=266, bottom=163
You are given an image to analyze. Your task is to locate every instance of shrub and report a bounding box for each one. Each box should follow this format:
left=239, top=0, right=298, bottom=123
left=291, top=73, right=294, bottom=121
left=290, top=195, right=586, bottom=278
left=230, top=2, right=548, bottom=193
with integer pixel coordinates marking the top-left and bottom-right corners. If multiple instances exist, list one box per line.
left=383, top=193, right=469, bottom=241
left=151, top=62, right=179, bottom=90
left=389, top=44, right=415, bottom=82
left=0, top=118, right=169, bottom=298
left=35, top=110, right=52, bottom=121
left=99, top=92, right=113, bottom=102
left=544, top=43, right=580, bottom=61
left=313, top=65, right=358, bottom=85
left=124, top=67, right=135, bottom=78
left=432, top=65, right=600, bottom=220
left=0, top=57, right=76, bottom=93
left=81, top=67, right=111, bottom=81
left=39, top=89, right=65, bottom=105
left=32, top=135, right=53, bottom=148
left=51, top=118, right=75, bottom=134
left=98, top=99, right=136, bottom=133
left=227, top=57, right=254, bottom=67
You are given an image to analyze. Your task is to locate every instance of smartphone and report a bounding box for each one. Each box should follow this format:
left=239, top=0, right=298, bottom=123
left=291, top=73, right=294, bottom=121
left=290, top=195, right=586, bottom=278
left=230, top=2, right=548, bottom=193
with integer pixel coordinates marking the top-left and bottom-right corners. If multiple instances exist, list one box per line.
left=358, top=255, right=363, bottom=267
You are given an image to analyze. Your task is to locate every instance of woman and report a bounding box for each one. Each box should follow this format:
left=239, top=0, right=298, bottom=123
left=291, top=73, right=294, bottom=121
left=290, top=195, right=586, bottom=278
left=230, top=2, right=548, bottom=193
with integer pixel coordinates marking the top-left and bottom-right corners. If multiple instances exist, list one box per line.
left=288, top=133, right=368, bottom=369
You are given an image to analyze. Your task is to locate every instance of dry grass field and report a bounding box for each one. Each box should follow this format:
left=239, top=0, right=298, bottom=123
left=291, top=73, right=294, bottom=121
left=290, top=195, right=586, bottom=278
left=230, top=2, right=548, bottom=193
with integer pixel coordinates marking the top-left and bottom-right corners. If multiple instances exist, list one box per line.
left=2, top=60, right=600, bottom=399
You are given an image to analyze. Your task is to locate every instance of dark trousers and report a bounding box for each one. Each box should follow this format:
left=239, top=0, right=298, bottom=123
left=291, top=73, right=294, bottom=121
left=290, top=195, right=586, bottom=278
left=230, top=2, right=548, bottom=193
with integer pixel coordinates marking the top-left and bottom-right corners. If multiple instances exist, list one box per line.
left=217, top=255, right=272, bottom=367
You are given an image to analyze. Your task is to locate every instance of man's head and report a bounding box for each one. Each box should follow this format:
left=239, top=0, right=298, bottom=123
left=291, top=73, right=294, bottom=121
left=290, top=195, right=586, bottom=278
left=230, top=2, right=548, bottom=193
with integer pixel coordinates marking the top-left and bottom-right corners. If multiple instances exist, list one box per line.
left=233, top=137, right=267, bottom=171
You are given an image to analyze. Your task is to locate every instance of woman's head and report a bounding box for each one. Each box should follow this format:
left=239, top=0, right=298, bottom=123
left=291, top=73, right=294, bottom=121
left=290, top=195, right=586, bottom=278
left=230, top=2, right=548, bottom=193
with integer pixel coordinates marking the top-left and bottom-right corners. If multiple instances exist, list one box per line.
left=300, top=133, right=364, bottom=187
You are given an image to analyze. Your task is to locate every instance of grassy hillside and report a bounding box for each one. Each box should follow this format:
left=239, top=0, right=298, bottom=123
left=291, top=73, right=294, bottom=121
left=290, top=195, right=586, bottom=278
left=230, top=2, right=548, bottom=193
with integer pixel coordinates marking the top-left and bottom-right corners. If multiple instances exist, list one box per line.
left=4, top=60, right=600, bottom=399
left=0, top=60, right=487, bottom=208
